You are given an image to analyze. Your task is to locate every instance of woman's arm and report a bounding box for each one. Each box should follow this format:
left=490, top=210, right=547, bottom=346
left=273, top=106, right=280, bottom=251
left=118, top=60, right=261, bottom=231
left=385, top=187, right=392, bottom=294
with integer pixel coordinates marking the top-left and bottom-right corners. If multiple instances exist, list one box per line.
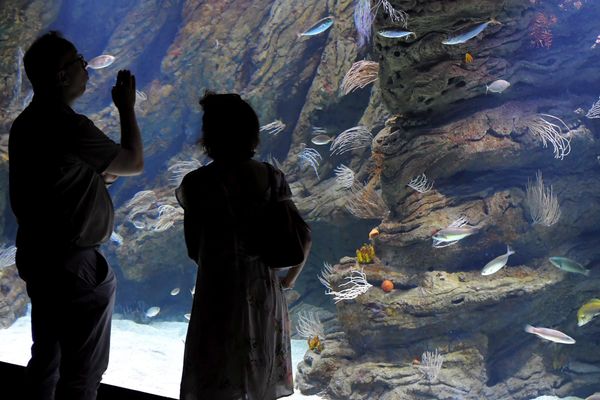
left=183, top=210, right=201, bottom=262
left=280, top=209, right=312, bottom=288
left=280, top=238, right=311, bottom=289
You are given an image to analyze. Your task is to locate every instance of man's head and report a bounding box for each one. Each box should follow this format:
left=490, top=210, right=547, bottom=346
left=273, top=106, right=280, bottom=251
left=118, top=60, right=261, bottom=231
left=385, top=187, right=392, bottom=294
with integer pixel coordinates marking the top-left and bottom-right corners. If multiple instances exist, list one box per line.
left=23, top=31, right=88, bottom=103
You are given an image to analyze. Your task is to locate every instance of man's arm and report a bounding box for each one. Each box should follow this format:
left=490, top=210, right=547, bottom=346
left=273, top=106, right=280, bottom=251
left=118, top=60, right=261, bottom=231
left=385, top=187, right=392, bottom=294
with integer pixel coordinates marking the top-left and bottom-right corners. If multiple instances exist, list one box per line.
left=104, top=70, right=143, bottom=176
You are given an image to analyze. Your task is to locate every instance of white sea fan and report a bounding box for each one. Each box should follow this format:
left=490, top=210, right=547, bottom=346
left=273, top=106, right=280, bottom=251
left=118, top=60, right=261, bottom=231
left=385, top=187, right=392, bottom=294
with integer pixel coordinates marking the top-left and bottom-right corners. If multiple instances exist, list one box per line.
left=260, top=120, right=286, bottom=136
left=418, top=349, right=444, bottom=382
left=586, top=96, right=600, bottom=119
left=334, top=164, right=355, bottom=190
left=317, top=262, right=335, bottom=290
left=298, top=147, right=322, bottom=179
left=525, top=170, right=560, bottom=227
left=125, top=190, right=158, bottom=222
left=407, top=173, right=434, bottom=193
left=321, top=267, right=372, bottom=304
left=168, top=159, right=202, bottom=186
left=340, top=60, right=379, bottom=96
left=330, top=126, right=373, bottom=156
left=0, top=244, right=17, bottom=269
left=296, top=310, right=325, bottom=339
left=525, top=113, right=571, bottom=160
left=375, top=0, right=409, bottom=27
left=345, top=181, right=388, bottom=219
left=148, top=204, right=184, bottom=232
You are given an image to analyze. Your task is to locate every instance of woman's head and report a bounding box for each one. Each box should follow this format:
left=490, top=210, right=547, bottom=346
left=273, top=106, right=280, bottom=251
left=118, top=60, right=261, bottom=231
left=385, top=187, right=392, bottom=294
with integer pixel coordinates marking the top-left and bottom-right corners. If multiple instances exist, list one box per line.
left=199, top=91, right=260, bottom=161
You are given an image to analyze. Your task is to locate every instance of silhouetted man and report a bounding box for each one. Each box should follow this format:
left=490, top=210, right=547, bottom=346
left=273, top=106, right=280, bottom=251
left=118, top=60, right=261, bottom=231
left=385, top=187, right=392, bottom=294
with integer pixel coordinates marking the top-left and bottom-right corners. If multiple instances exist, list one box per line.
left=8, top=31, right=143, bottom=400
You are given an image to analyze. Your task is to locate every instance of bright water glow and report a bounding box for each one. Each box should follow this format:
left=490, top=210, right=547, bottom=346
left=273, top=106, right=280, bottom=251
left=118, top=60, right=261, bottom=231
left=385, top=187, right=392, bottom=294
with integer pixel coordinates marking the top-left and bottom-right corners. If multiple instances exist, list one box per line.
left=0, top=309, right=323, bottom=400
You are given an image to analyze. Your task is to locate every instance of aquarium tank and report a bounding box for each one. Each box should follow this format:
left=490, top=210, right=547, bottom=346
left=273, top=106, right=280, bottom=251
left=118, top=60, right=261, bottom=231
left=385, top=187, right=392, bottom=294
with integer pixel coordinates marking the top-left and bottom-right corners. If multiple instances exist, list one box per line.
left=1, top=0, right=600, bottom=399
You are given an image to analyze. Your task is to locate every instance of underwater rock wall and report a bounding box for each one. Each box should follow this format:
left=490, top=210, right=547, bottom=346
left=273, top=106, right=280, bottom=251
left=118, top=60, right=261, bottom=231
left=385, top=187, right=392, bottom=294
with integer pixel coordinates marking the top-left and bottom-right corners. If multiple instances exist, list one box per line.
left=296, top=0, right=600, bottom=399
left=2, top=0, right=600, bottom=398
left=0, top=265, right=27, bottom=329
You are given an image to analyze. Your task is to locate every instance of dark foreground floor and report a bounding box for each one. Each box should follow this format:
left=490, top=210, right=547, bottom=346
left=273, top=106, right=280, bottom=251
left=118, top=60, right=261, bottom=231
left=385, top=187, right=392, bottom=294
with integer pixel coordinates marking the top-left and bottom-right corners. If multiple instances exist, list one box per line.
left=0, top=361, right=174, bottom=400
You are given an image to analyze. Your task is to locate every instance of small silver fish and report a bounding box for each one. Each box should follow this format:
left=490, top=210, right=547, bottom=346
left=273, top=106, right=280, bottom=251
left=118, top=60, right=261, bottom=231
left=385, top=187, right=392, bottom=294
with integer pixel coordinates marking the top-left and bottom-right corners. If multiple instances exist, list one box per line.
left=132, top=220, right=145, bottom=229
left=190, top=286, right=195, bottom=295
left=377, top=30, right=416, bottom=40
left=145, top=306, right=160, bottom=318
left=184, top=313, right=191, bottom=321
left=87, top=54, right=116, bottom=70
left=433, top=226, right=479, bottom=243
left=442, top=19, right=500, bottom=45
left=525, top=324, right=575, bottom=344
left=486, top=79, right=510, bottom=94
left=298, top=16, right=334, bottom=37
left=170, top=288, right=180, bottom=296
left=549, top=257, right=590, bottom=276
left=481, top=245, right=515, bottom=276
left=311, top=134, right=334, bottom=145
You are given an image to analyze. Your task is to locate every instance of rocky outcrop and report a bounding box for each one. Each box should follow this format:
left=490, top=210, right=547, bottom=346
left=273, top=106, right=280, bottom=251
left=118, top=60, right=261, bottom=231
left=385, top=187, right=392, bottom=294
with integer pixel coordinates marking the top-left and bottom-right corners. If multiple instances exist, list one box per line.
left=296, top=254, right=600, bottom=399
left=0, top=265, right=27, bottom=329
left=295, top=0, right=600, bottom=398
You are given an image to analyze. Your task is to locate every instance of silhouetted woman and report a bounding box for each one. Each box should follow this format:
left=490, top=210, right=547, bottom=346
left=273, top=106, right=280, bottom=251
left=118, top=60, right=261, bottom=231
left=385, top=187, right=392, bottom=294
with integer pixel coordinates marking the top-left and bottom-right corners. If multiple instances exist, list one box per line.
left=176, top=92, right=311, bottom=400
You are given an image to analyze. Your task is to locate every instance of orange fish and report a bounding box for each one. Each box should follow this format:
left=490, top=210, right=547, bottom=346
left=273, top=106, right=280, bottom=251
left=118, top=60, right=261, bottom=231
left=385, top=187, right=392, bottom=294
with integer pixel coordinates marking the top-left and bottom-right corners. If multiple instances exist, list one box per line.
left=369, top=228, right=380, bottom=240
left=465, top=52, right=474, bottom=63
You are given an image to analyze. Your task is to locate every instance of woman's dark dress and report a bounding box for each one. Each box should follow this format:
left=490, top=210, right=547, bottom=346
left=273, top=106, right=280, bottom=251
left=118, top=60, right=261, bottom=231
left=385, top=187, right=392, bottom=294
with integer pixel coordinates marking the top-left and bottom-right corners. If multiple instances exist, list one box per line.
left=176, top=161, right=294, bottom=400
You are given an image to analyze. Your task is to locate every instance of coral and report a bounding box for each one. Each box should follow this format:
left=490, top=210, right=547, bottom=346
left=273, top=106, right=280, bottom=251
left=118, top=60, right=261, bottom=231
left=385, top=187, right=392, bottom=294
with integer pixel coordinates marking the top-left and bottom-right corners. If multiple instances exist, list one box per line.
left=168, top=158, right=202, bottom=186
left=529, top=12, right=556, bottom=49
left=525, top=170, right=561, bottom=227
left=0, top=244, right=16, bottom=269
left=356, top=243, right=376, bottom=264
left=298, top=147, right=322, bottom=179
left=585, top=96, right=600, bottom=119
left=340, top=60, right=379, bottom=96
left=418, top=349, right=444, bottom=382
left=329, top=126, right=373, bottom=156
left=354, top=0, right=408, bottom=48
left=151, top=204, right=184, bottom=232
left=317, top=262, right=335, bottom=290
left=297, top=310, right=325, bottom=339
left=374, top=0, right=408, bottom=27
left=381, top=279, right=394, bottom=292
left=524, top=113, right=571, bottom=160
left=407, top=173, right=434, bottom=194
left=334, top=164, right=355, bottom=190
left=341, top=152, right=387, bottom=220
left=354, top=0, right=374, bottom=48
left=307, top=335, right=325, bottom=354
left=320, top=267, right=373, bottom=304
left=259, top=120, right=286, bottom=136
left=345, top=181, right=388, bottom=220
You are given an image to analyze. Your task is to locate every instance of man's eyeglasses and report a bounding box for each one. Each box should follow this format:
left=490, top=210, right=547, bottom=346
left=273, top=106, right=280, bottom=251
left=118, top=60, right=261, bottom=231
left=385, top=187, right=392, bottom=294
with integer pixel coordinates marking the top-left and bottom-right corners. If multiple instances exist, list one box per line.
left=61, top=54, right=88, bottom=70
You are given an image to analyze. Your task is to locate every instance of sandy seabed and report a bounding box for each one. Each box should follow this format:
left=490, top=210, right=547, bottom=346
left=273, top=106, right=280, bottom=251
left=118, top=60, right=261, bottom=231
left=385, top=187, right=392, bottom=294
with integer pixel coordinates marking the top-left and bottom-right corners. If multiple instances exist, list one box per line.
left=0, top=307, right=323, bottom=400
left=0, top=308, right=584, bottom=400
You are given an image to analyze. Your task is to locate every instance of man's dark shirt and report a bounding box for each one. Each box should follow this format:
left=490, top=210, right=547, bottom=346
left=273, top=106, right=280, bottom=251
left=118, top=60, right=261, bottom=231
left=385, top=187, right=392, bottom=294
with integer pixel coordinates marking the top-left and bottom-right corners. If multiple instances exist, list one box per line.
left=8, top=96, right=120, bottom=250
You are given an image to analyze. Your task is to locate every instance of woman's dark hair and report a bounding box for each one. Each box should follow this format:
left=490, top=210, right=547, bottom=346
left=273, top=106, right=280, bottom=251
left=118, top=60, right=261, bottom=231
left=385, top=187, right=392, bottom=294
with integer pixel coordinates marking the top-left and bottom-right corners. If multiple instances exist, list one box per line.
left=23, top=31, right=76, bottom=92
left=199, top=91, right=260, bottom=161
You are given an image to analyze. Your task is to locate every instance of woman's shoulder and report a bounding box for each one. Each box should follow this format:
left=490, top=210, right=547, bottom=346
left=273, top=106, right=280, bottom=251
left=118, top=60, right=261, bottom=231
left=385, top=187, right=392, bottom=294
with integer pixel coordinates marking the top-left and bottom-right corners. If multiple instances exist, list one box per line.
left=260, top=161, right=291, bottom=200
left=176, top=165, right=213, bottom=207
left=181, top=163, right=214, bottom=185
